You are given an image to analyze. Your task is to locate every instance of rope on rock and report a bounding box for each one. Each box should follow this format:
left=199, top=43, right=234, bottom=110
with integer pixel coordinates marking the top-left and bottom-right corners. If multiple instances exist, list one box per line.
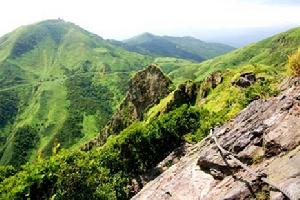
left=209, top=129, right=297, bottom=200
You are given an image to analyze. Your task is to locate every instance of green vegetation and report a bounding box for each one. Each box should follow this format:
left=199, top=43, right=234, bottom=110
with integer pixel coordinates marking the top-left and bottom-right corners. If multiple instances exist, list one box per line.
left=0, top=91, right=19, bottom=128
left=45, top=73, right=117, bottom=151
left=287, top=48, right=300, bottom=76
left=0, top=165, right=16, bottom=182
left=0, top=105, right=201, bottom=199
left=168, top=27, right=300, bottom=83
left=0, top=19, right=152, bottom=165
left=200, top=64, right=281, bottom=122
left=10, top=126, right=39, bottom=167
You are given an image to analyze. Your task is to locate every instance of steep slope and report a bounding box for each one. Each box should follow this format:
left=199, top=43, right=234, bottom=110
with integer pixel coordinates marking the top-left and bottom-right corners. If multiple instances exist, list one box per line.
left=119, top=33, right=234, bottom=61
left=133, top=78, right=300, bottom=200
left=0, top=19, right=152, bottom=166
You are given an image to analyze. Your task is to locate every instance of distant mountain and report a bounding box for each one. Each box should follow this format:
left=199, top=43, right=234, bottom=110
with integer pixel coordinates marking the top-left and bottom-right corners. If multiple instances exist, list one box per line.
left=111, top=33, right=235, bottom=61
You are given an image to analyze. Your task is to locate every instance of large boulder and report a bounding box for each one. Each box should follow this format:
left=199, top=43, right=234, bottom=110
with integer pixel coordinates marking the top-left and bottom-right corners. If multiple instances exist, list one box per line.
left=233, top=72, right=257, bottom=88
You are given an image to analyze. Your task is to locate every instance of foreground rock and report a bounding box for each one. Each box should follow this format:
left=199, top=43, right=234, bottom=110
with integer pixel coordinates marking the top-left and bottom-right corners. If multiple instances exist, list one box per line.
left=132, top=78, right=300, bottom=200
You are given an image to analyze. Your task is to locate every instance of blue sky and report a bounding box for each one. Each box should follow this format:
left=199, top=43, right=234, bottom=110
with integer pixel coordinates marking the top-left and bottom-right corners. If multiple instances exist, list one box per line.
left=0, top=0, right=299, bottom=46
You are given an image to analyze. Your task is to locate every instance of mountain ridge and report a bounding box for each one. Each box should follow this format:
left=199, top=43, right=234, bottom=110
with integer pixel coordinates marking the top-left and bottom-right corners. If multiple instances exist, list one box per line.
left=119, top=32, right=235, bottom=61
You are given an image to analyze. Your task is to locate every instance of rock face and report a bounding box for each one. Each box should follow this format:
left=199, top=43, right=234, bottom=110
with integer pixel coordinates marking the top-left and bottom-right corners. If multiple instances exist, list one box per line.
left=103, top=64, right=171, bottom=133
left=132, top=78, right=300, bottom=200
left=82, top=64, right=172, bottom=150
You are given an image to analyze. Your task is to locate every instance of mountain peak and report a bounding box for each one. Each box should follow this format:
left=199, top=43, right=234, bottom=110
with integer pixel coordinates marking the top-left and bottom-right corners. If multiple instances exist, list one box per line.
left=123, top=32, right=156, bottom=45
left=140, top=32, right=155, bottom=37
left=4, top=19, right=104, bottom=59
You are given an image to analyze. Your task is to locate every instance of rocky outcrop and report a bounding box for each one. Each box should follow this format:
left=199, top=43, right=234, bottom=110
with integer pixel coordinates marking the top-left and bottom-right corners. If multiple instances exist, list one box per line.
left=232, top=72, right=257, bottom=88
left=143, top=80, right=200, bottom=122
left=164, top=81, right=198, bottom=112
left=103, top=64, right=171, bottom=133
left=82, top=64, right=172, bottom=150
left=132, top=78, right=300, bottom=200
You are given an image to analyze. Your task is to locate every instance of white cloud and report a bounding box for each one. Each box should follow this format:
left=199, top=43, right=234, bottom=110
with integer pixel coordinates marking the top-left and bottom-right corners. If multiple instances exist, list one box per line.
left=0, top=0, right=299, bottom=39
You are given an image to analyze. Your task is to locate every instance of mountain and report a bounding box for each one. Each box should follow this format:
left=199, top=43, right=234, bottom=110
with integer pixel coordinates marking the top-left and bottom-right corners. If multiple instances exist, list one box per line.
left=0, top=19, right=153, bottom=166
left=1, top=22, right=300, bottom=199
left=115, top=32, right=235, bottom=61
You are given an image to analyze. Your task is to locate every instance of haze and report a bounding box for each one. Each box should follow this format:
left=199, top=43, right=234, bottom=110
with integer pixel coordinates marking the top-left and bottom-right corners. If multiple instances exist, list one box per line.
left=1, top=0, right=300, bottom=47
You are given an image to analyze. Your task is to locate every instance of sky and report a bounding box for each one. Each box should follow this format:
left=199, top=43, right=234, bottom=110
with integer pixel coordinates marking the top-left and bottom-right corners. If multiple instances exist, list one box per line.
left=0, top=0, right=300, bottom=46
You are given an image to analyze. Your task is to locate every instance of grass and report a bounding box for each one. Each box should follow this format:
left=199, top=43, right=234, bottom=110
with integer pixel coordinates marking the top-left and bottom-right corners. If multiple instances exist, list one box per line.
left=145, top=91, right=175, bottom=122
left=201, top=64, right=283, bottom=121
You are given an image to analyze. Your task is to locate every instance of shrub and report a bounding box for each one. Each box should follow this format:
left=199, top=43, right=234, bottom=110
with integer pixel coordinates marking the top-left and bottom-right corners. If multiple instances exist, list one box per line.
left=10, top=126, right=39, bottom=167
left=0, top=91, right=19, bottom=128
left=0, top=165, right=16, bottom=182
left=287, top=48, right=300, bottom=76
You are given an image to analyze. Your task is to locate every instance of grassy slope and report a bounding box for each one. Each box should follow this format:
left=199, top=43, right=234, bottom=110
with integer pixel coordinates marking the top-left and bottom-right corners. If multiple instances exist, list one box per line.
left=0, top=20, right=152, bottom=165
left=169, top=27, right=300, bottom=82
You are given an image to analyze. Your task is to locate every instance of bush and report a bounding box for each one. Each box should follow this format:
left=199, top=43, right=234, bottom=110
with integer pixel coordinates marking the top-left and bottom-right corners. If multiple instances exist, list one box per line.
left=0, top=91, right=19, bottom=128
left=287, top=49, right=300, bottom=76
left=10, top=126, right=40, bottom=167
left=0, top=165, right=16, bottom=182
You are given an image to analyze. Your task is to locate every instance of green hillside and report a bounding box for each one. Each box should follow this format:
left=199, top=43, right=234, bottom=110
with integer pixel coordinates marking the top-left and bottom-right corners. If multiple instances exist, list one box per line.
left=169, top=27, right=300, bottom=82
left=0, top=19, right=153, bottom=166
left=118, top=32, right=234, bottom=61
